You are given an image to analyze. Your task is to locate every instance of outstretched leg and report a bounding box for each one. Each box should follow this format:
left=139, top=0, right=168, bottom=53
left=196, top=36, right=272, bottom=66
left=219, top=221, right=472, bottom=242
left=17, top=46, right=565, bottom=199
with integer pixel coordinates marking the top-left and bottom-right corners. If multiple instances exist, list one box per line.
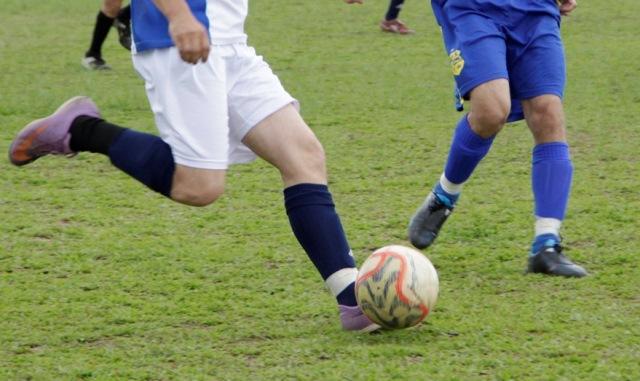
left=83, top=0, right=124, bottom=70
left=243, top=104, right=379, bottom=332
left=9, top=96, right=225, bottom=207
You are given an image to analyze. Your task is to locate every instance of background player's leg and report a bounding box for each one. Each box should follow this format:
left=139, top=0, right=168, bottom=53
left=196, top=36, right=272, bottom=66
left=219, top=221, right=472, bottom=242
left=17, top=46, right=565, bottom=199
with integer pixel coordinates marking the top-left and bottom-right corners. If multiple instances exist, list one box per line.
left=380, top=0, right=414, bottom=34
left=442, top=78, right=511, bottom=195
left=83, top=0, right=123, bottom=70
left=521, top=95, right=585, bottom=276
left=385, top=0, right=405, bottom=21
left=242, top=104, right=376, bottom=331
left=114, top=4, right=132, bottom=51
left=508, top=6, right=586, bottom=276
left=409, top=79, right=510, bottom=249
left=522, top=95, right=569, bottom=243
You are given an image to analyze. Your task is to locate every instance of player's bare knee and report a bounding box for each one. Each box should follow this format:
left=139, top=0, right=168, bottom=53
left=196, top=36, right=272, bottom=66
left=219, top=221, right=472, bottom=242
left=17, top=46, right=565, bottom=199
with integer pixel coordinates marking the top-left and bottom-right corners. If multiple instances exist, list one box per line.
left=279, top=138, right=327, bottom=183
left=469, top=102, right=510, bottom=136
left=303, top=138, right=326, bottom=174
left=526, top=97, right=566, bottom=142
left=170, top=170, right=226, bottom=207
left=173, top=183, right=224, bottom=207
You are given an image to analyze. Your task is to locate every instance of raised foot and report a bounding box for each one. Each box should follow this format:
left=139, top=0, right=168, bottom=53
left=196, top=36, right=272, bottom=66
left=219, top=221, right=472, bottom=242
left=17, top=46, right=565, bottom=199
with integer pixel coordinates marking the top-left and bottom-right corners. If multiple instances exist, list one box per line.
left=8, top=96, right=100, bottom=166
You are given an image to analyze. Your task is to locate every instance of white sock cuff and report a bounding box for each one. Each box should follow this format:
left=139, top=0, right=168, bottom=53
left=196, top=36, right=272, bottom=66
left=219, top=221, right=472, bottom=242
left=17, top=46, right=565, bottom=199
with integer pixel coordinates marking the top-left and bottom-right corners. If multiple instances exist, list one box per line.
left=440, top=173, right=463, bottom=195
left=535, top=217, right=562, bottom=237
left=325, top=268, right=358, bottom=297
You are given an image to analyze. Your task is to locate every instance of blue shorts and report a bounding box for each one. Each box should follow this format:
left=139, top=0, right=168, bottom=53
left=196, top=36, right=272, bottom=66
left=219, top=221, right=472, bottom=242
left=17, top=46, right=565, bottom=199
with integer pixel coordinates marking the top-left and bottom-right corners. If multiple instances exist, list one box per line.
left=431, top=0, right=566, bottom=121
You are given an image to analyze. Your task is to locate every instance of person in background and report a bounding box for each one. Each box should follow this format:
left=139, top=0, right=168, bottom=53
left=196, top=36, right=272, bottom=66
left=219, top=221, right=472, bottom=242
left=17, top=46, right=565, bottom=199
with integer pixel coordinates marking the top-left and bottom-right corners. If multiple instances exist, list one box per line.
left=82, top=0, right=131, bottom=70
left=380, top=0, right=414, bottom=35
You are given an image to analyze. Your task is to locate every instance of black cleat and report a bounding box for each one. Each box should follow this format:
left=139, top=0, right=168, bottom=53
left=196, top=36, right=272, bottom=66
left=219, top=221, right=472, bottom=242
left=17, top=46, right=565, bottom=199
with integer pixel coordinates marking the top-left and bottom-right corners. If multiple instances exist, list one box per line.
left=114, top=19, right=131, bottom=51
left=408, top=192, right=454, bottom=249
left=81, top=56, right=111, bottom=70
left=527, top=244, right=588, bottom=278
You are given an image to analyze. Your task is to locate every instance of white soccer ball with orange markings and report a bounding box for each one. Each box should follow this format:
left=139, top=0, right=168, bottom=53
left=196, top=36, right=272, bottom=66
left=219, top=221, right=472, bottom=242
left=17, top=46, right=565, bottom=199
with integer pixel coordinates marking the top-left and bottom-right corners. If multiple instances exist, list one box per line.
left=355, top=245, right=439, bottom=329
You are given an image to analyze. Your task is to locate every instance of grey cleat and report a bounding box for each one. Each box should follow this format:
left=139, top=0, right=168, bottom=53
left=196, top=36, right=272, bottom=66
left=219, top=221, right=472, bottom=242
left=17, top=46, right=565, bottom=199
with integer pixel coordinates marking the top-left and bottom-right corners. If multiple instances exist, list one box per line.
left=527, top=244, right=588, bottom=278
left=408, top=192, right=454, bottom=249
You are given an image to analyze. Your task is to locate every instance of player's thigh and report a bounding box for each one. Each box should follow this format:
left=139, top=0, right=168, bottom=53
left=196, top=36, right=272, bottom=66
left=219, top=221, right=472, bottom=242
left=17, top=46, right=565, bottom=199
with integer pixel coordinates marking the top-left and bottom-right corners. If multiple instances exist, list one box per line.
left=243, top=104, right=326, bottom=186
left=226, top=46, right=325, bottom=185
left=133, top=47, right=231, bottom=172
left=436, top=2, right=509, bottom=99
left=508, top=16, right=566, bottom=101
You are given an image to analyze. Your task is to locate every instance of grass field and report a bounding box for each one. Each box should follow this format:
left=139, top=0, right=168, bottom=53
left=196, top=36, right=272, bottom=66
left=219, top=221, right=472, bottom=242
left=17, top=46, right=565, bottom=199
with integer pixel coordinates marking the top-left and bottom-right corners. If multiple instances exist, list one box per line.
left=1, top=1, right=639, bottom=380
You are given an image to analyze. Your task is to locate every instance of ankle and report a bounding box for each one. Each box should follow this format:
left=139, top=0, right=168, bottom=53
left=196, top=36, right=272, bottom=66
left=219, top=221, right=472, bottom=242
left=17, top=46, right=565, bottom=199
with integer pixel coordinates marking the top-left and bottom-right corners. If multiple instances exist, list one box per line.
left=433, top=183, right=459, bottom=207
left=531, top=233, right=560, bottom=254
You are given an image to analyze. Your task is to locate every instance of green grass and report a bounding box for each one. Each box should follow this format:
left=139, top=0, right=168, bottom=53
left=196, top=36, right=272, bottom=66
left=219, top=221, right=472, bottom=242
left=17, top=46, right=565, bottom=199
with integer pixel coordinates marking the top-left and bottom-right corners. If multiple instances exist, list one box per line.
left=1, top=1, right=639, bottom=380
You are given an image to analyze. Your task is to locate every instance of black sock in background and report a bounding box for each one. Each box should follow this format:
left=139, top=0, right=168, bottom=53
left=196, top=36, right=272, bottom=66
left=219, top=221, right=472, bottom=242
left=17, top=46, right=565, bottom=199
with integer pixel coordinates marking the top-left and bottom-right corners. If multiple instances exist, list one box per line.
left=385, top=0, right=406, bottom=21
left=86, top=11, right=115, bottom=59
left=117, top=5, right=131, bottom=24
left=69, top=116, right=126, bottom=154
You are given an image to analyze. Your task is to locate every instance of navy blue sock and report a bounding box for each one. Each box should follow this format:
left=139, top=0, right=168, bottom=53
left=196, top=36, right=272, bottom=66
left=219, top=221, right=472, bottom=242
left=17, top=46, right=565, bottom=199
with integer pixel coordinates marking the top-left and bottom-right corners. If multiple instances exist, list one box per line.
left=532, top=142, right=573, bottom=220
left=284, top=183, right=357, bottom=306
left=444, top=115, right=495, bottom=184
left=117, top=5, right=131, bottom=24
left=108, top=129, right=175, bottom=198
left=385, top=0, right=406, bottom=20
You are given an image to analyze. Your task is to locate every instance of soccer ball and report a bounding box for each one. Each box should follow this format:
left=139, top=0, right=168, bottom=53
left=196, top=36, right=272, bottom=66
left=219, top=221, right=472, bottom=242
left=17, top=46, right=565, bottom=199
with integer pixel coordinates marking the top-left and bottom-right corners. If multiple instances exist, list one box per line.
left=355, top=245, right=439, bottom=329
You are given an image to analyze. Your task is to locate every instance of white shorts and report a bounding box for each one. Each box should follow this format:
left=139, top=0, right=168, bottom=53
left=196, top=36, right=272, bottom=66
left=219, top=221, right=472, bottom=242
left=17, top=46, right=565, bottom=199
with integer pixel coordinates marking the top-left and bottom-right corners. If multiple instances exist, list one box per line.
left=132, top=44, right=298, bottom=169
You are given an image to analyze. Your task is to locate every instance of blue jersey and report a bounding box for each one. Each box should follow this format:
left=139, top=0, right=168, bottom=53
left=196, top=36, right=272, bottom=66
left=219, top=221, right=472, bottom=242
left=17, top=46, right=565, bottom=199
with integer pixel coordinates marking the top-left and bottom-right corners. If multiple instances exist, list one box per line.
left=131, top=0, right=248, bottom=53
left=431, top=0, right=565, bottom=122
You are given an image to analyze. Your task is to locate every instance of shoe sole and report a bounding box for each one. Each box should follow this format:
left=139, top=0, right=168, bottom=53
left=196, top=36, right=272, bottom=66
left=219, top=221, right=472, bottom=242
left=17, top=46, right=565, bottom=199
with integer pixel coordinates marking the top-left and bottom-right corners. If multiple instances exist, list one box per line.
left=358, top=322, right=382, bottom=333
left=9, top=96, right=99, bottom=166
left=525, top=266, right=588, bottom=278
left=380, top=28, right=415, bottom=35
left=81, top=58, right=112, bottom=71
left=379, top=24, right=415, bottom=35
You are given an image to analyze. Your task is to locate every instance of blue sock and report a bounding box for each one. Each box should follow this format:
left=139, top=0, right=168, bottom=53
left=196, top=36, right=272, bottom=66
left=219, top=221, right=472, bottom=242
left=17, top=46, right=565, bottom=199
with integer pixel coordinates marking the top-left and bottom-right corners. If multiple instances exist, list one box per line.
left=531, top=233, right=560, bottom=254
left=532, top=142, right=572, bottom=220
left=284, top=183, right=357, bottom=306
left=108, top=129, right=175, bottom=197
left=444, top=115, right=495, bottom=185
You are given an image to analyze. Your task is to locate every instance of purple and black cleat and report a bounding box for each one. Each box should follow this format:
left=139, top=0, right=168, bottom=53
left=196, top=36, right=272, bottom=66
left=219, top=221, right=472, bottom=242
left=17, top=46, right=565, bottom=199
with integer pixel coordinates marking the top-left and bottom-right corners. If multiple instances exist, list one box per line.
left=339, top=305, right=380, bottom=333
left=9, top=96, right=100, bottom=166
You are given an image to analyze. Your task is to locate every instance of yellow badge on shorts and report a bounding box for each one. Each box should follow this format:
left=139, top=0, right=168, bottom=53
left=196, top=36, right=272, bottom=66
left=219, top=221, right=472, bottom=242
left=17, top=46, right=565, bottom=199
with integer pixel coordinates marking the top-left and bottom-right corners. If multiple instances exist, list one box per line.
left=449, top=50, right=465, bottom=76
